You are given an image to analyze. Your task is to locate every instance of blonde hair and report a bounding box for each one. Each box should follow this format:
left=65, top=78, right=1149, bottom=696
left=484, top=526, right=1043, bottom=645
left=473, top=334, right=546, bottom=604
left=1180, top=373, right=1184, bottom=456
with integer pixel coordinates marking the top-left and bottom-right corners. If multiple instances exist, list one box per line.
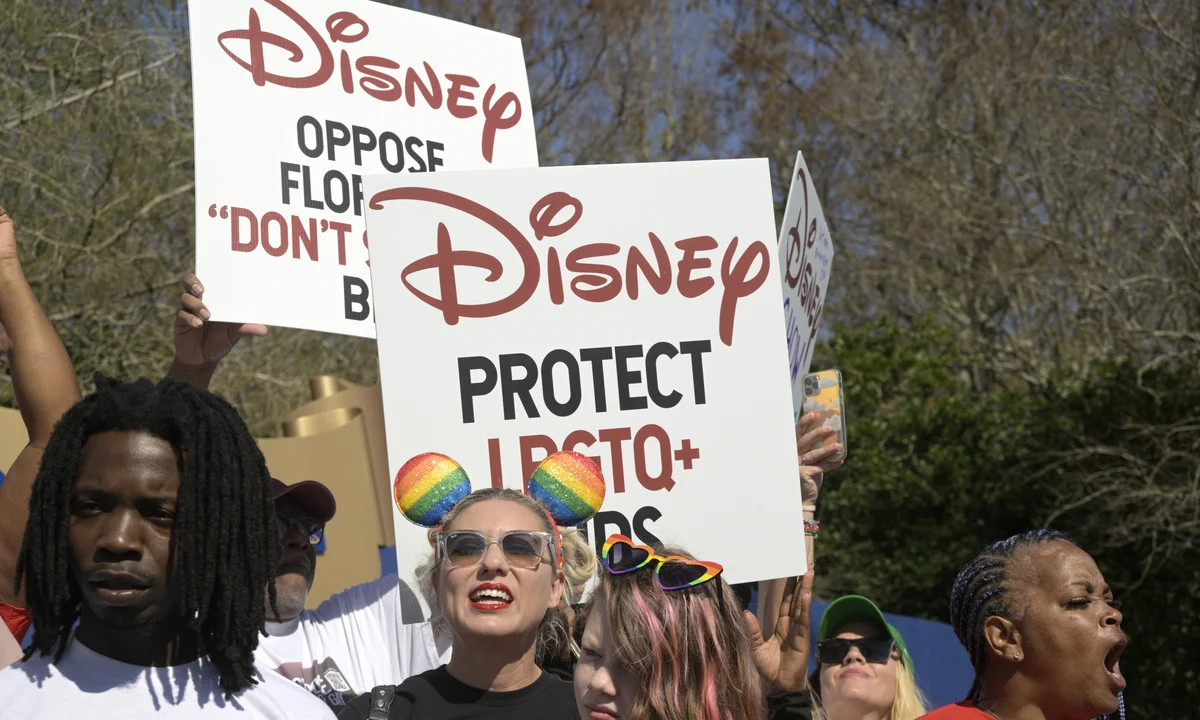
left=890, top=664, right=929, bottom=720
left=811, top=647, right=929, bottom=720
left=414, top=487, right=594, bottom=662
left=560, top=526, right=596, bottom=602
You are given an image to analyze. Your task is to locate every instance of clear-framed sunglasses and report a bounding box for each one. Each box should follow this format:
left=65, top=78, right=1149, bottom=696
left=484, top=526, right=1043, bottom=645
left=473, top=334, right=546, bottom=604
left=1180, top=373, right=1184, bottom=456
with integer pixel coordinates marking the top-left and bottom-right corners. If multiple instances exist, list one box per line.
left=437, top=530, right=555, bottom=569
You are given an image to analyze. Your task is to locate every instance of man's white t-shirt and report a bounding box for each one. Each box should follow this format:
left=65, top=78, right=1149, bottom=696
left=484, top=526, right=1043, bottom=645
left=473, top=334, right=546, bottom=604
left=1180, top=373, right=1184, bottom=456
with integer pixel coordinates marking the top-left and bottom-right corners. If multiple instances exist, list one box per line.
left=257, top=574, right=451, bottom=710
left=0, top=635, right=334, bottom=719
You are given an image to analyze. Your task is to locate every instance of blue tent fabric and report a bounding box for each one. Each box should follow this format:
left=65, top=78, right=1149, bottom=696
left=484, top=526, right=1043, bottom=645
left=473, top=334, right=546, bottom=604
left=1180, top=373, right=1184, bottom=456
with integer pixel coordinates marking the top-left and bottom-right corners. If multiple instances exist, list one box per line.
left=379, top=546, right=398, bottom=577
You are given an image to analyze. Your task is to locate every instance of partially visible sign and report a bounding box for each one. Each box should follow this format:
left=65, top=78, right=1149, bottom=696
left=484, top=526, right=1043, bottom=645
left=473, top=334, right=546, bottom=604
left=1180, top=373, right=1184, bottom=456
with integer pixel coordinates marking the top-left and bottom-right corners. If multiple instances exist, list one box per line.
left=188, top=0, right=538, bottom=337
left=363, top=159, right=805, bottom=620
left=777, top=152, right=835, bottom=419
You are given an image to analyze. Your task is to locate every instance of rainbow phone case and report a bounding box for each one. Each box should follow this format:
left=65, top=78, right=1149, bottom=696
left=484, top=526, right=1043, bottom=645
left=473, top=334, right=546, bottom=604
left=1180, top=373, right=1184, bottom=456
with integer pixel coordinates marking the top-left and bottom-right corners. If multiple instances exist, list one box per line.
left=801, top=369, right=847, bottom=462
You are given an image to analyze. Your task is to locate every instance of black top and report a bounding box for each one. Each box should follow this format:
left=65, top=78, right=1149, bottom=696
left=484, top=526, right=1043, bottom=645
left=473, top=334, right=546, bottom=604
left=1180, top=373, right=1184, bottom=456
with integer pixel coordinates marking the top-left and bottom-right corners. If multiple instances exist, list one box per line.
left=336, top=666, right=812, bottom=720
left=768, top=688, right=814, bottom=720
left=541, top=664, right=575, bottom=683
left=337, top=666, right=578, bottom=720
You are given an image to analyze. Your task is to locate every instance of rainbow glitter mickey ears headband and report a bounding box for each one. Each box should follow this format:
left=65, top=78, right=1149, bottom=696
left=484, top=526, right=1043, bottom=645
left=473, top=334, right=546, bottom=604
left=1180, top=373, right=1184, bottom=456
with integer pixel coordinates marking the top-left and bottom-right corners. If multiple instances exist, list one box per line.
left=392, top=450, right=607, bottom=530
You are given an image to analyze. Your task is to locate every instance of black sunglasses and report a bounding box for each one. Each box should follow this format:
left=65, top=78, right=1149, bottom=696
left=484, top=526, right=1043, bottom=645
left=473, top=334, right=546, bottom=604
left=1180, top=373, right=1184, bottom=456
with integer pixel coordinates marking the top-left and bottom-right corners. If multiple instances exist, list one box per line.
left=275, top=514, right=325, bottom=545
left=816, top=637, right=896, bottom=665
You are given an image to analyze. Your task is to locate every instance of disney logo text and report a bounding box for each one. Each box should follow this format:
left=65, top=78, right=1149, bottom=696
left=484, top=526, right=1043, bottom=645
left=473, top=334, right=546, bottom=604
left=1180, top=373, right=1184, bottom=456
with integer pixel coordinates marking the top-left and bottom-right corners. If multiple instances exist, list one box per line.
left=370, top=188, right=772, bottom=347
left=216, top=0, right=522, bottom=162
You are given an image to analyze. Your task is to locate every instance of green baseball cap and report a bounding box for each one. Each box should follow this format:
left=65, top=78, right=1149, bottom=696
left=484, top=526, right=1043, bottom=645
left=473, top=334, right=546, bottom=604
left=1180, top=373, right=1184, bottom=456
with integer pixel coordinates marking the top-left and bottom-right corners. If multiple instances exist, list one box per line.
left=818, top=595, right=913, bottom=668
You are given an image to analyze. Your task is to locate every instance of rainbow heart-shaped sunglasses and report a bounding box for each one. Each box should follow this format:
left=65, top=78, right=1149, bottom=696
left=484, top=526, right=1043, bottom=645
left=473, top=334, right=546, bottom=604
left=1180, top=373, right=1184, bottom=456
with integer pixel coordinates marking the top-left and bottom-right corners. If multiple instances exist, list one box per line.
left=601, top=534, right=723, bottom=591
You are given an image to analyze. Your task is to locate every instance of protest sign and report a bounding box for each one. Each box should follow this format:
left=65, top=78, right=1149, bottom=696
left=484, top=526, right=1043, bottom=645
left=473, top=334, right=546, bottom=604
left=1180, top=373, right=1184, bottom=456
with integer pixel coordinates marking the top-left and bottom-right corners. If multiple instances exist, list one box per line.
left=777, top=152, right=835, bottom=420
left=188, top=0, right=538, bottom=337
left=363, top=159, right=805, bottom=619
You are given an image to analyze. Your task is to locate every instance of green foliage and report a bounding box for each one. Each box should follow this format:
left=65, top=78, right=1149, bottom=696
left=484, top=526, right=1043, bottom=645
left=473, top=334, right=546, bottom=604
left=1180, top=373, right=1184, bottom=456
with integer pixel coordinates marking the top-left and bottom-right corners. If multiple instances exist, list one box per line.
left=813, top=318, right=1041, bottom=613
left=1024, top=361, right=1200, bottom=717
left=813, top=318, right=1200, bottom=718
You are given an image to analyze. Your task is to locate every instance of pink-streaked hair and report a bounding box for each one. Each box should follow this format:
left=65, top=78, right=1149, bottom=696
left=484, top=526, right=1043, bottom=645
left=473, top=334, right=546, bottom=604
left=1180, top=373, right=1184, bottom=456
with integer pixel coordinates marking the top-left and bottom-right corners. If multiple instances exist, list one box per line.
left=582, top=544, right=764, bottom=720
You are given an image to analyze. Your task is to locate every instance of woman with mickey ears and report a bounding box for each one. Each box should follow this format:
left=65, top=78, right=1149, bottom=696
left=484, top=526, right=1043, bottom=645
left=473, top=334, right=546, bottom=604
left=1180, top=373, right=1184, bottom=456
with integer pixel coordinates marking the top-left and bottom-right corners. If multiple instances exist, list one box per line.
left=337, top=451, right=604, bottom=720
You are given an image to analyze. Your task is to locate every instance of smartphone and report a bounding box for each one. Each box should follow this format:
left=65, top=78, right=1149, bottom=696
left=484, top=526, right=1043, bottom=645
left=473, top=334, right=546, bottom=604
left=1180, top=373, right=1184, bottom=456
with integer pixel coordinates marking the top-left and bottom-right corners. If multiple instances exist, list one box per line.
left=801, top=369, right=847, bottom=462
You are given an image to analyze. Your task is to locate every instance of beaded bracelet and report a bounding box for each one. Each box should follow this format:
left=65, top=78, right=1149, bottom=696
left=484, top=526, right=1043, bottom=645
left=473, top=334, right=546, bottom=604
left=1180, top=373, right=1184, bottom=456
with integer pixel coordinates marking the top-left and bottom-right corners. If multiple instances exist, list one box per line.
left=803, top=518, right=819, bottom=538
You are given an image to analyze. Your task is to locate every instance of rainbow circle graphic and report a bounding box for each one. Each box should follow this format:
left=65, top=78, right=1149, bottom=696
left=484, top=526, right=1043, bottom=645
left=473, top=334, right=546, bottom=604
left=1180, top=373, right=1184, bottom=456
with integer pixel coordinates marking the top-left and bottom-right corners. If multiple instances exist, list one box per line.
left=528, top=451, right=606, bottom=527
left=393, top=452, right=471, bottom=527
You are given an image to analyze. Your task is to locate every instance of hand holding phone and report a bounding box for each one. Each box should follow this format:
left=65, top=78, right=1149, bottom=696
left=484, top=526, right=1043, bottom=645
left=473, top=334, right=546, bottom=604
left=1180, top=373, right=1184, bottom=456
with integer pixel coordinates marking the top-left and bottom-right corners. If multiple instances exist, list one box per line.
left=801, top=369, right=847, bottom=464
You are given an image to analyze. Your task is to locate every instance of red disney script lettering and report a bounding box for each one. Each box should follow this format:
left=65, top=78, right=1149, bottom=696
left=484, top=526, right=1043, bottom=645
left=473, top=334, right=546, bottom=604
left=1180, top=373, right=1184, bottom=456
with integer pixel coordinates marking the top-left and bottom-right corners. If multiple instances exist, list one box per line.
left=784, top=169, right=825, bottom=329
left=216, top=0, right=522, bottom=162
left=369, top=189, right=771, bottom=346
left=781, top=166, right=827, bottom=379
left=783, top=168, right=816, bottom=292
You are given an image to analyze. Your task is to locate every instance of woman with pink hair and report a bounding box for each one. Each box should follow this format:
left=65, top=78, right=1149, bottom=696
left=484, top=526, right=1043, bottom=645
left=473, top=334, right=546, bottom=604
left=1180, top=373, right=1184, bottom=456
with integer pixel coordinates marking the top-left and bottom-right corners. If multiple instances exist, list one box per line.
left=573, top=532, right=816, bottom=720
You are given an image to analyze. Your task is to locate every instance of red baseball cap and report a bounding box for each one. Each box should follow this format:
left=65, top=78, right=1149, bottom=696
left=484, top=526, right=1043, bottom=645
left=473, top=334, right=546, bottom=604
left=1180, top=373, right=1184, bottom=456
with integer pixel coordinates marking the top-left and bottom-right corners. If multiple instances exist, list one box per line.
left=271, top=478, right=336, bottom=524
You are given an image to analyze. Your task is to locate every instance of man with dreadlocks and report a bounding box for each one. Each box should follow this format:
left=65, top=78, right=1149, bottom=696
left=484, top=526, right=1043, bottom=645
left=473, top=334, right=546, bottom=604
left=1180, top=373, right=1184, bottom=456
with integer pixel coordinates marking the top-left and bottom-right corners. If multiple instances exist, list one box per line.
left=0, top=298, right=334, bottom=716
left=166, top=273, right=447, bottom=712
left=918, top=530, right=1127, bottom=720
left=0, top=373, right=336, bottom=718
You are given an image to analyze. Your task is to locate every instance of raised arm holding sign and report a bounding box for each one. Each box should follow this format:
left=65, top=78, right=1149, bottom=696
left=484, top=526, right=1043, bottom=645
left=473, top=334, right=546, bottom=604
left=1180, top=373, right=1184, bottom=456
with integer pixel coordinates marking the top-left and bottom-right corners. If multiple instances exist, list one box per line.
left=760, top=152, right=838, bottom=640
left=0, top=206, right=81, bottom=612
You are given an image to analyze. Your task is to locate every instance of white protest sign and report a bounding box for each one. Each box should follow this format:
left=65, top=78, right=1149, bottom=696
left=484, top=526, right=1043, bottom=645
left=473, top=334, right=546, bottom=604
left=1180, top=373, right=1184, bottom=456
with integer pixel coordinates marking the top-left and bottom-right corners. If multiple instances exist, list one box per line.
left=778, top=152, right=835, bottom=420
left=363, top=159, right=805, bottom=620
left=188, top=0, right=538, bottom=337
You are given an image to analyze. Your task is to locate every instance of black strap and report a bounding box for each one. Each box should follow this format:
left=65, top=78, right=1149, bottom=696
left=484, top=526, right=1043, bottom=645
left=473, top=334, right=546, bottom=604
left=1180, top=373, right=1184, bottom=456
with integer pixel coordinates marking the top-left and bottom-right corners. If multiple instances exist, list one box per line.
left=367, top=685, right=396, bottom=720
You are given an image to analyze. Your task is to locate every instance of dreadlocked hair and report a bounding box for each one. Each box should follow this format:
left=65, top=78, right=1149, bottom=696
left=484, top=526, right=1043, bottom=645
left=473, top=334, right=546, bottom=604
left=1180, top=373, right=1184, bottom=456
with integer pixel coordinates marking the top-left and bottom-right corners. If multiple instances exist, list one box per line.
left=948, top=529, right=1076, bottom=701
left=14, top=374, right=278, bottom=698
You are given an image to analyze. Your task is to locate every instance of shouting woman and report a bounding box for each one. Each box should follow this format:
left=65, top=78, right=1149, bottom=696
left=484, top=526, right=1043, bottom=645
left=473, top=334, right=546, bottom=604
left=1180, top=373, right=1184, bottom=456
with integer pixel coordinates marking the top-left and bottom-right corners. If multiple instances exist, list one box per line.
left=920, top=531, right=1126, bottom=720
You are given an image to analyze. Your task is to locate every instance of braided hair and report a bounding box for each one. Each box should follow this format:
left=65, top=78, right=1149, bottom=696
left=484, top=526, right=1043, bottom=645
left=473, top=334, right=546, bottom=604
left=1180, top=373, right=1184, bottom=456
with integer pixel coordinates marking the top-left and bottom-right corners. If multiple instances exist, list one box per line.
left=948, top=529, right=1076, bottom=700
left=14, top=374, right=279, bottom=697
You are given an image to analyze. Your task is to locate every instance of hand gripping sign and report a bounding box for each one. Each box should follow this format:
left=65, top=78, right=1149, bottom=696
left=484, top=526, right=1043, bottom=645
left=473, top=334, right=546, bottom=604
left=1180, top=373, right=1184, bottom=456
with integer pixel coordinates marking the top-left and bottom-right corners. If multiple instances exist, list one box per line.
left=188, top=0, right=538, bottom=338
left=363, top=159, right=806, bottom=619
